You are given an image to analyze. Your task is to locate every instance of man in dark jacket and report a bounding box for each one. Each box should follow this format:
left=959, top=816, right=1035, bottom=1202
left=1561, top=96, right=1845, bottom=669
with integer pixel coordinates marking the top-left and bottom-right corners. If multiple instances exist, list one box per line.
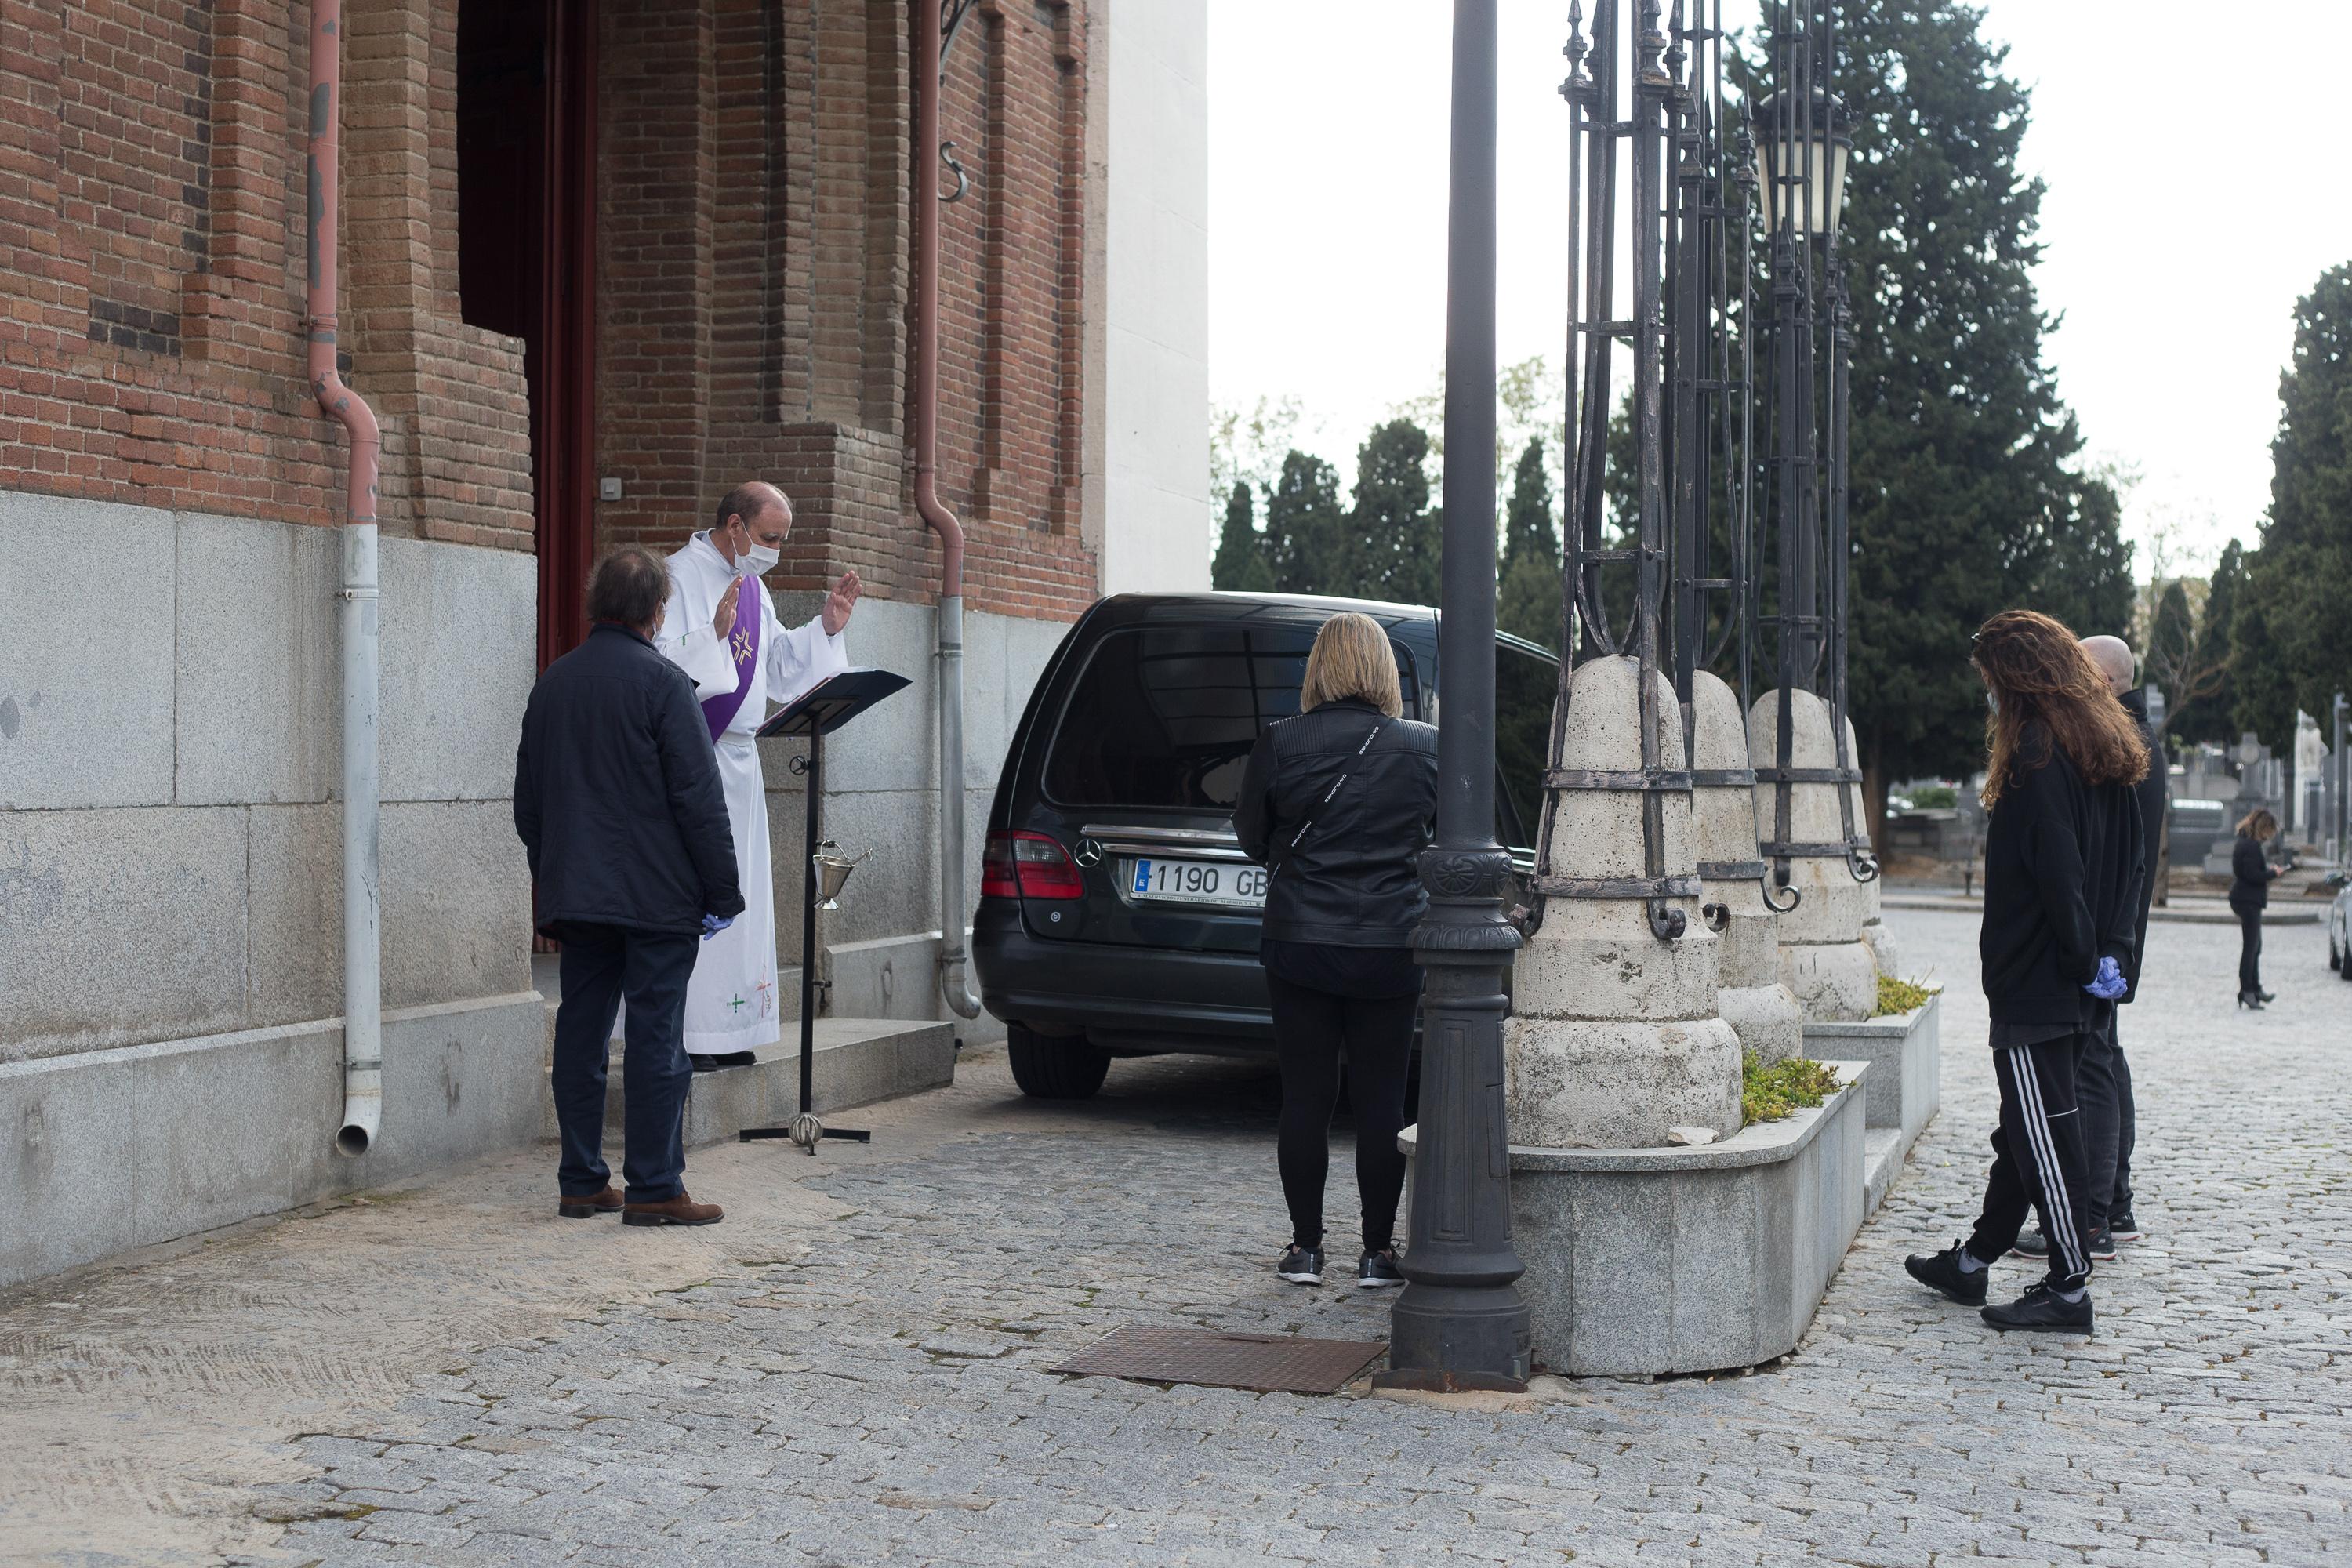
left=515, top=548, right=744, bottom=1228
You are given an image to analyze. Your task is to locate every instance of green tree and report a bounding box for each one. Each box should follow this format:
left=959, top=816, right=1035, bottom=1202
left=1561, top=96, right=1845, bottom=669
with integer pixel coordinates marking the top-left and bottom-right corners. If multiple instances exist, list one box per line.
left=1349, top=419, right=1441, bottom=606
left=1829, top=2, right=2131, bottom=824
left=2238, top=263, right=2352, bottom=740
left=1210, top=481, right=1274, bottom=592
left=1262, top=450, right=1346, bottom=596
left=1499, top=437, right=1562, bottom=648
left=2169, top=539, right=2245, bottom=744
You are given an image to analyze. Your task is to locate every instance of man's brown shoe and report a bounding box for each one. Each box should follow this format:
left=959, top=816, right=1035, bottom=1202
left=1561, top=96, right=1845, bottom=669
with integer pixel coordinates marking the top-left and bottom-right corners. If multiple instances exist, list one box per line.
left=557, top=1185, right=624, bottom=1219
left=622, top=1192, right=723, bottom=1227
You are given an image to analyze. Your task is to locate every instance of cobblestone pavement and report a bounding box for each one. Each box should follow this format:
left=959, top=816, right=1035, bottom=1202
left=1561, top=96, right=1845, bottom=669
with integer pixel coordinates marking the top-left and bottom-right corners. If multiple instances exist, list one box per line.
left=7, top=908, right=2348, bottom=1566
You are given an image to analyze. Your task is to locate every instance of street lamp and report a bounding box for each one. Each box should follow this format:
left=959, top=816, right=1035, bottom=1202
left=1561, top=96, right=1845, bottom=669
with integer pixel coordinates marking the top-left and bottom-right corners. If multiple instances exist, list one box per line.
left=1375, top=0, right=1533, bottom=1394
left=1749, top=89, right=1850, bottom=238
left=1754, top=2, right=1876, bottom=893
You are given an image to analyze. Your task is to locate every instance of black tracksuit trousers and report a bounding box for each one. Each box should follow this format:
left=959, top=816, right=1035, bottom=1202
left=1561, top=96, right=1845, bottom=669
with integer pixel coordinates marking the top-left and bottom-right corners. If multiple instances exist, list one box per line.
left=1966, top=1030, right=2096, bottom=1294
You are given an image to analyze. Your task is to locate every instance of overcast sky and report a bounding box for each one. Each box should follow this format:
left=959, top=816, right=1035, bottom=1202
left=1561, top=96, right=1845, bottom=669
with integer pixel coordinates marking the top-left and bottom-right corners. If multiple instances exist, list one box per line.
left=1205, top=2, right=2352, bottom=579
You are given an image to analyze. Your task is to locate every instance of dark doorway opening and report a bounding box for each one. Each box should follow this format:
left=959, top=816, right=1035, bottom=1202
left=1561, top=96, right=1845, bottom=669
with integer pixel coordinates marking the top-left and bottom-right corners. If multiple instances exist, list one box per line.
left=458, top=0, right=598, bottom=669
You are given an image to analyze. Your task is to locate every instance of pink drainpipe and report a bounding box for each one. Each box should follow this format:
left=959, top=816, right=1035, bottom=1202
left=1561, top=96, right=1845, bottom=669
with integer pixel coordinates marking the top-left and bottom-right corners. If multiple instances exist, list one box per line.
left=307, top=0, right=387, bottom=1153
left=912, top=0, right=980, bottom=1020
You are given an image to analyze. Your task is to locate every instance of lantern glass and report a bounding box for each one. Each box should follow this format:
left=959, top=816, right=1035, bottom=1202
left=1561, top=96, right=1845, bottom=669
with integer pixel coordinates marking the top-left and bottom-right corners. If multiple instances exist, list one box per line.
left=1751, top=93, right=1850, bottom=238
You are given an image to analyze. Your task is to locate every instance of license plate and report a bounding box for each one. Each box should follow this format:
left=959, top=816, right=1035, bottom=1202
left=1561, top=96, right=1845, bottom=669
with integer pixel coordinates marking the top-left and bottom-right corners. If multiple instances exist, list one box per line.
left=1127, top=857, right=1267, bottom=909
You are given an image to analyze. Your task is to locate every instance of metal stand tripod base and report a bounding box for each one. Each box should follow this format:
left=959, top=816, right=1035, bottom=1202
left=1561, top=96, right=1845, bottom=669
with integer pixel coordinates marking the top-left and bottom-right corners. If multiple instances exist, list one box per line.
left=739, top=1113, right=869, bottom=1155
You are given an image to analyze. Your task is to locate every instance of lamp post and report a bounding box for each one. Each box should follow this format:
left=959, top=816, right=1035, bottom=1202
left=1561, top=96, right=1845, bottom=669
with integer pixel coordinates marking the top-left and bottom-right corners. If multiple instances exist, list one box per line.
left=1753, top=2, right=1875, bottom=897
left=1378, top=0, right=1532, bottom=1393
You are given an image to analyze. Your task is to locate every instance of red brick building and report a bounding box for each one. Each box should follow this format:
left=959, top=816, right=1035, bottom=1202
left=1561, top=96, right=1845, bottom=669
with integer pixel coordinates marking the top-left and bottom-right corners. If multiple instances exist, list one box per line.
left=0, top=0, right=1207, bottom=1288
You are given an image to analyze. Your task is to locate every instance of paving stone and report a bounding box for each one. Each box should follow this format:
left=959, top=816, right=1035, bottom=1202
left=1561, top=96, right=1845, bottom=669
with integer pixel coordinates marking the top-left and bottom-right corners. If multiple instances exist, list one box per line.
left=145, top=908, right=2343, bottom=1566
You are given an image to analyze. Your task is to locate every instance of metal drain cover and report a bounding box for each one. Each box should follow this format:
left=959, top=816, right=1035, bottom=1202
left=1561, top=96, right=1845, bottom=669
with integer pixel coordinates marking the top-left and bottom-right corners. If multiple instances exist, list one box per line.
left=1050, top=1325, right=1387, bottom=1395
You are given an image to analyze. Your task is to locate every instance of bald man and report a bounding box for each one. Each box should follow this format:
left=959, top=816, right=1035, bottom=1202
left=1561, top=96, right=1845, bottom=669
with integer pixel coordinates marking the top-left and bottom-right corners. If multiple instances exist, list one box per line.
left=2016, top=633, right=2163, bottom=1265
left=656, top=483, right=861, bottom=1069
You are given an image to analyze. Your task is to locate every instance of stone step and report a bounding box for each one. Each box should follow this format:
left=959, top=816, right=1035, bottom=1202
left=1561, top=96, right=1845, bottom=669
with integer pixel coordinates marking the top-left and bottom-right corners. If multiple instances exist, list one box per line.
left=1863, top=1127, right=1906, bottom=1218
left=539, top=1013, right=958, bottom=1149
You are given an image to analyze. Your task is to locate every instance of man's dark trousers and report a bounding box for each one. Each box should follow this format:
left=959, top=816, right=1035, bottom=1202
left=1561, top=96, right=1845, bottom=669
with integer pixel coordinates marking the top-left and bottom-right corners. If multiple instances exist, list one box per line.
left=1966, top=1031, right=2096, bottom=1293
left=2077, top=1006, right=2135, bottom=1232
left=550, top=922, right=697, bottom=1203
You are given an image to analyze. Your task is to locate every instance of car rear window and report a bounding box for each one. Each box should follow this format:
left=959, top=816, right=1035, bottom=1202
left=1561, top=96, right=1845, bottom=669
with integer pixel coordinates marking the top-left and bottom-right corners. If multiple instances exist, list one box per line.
left=1042, top=624, right=1421, bottom=811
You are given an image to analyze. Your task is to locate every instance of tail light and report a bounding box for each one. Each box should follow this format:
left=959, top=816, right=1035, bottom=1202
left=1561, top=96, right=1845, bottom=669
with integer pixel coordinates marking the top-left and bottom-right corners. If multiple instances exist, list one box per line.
left=981, top=829, right=1085, bottom=900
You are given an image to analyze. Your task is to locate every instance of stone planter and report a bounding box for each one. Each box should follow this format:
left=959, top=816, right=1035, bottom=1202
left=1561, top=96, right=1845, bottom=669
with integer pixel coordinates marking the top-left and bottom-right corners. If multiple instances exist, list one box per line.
left=1405, top=1062, right=1868, bottom=1378
left=1802, top=993, right=1940, bottom=1214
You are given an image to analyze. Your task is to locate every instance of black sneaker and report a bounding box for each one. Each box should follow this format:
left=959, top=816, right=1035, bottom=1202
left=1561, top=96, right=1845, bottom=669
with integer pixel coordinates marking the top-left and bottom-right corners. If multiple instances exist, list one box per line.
left=2110, top=1211, right=2141, bottom=1242
left=1904, top=1243, right=1988, bottom=1307
left=2011, top=1227, right=2114, bottom=1261
left=1276, top=1244, right=1325, bottom=1286
left=1356, top=1249, right=1405, bottom=1289
left=1982, top=1281, right=2094, bottom=1333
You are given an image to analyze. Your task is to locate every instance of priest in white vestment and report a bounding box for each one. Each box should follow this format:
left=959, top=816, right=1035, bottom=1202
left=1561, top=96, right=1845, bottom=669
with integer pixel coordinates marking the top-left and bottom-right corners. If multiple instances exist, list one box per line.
left=656, top=481, right=859, bottom=1064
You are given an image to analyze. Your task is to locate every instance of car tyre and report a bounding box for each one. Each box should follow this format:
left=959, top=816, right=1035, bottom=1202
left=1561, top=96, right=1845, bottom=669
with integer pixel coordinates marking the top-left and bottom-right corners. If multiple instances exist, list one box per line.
left=1007, top=1024, right=1111, bottom=1099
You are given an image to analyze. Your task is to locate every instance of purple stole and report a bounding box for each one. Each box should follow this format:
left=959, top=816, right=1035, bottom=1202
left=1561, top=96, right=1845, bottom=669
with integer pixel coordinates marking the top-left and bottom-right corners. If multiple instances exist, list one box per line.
left=700, top=575, right=761, bottom=741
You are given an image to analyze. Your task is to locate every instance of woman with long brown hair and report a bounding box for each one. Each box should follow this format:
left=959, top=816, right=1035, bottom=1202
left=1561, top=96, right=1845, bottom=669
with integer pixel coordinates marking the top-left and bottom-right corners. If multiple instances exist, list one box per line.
left=2229, top=807, right=2290, bottom=1008
left=1906, top=610, right=2147, bottom=1334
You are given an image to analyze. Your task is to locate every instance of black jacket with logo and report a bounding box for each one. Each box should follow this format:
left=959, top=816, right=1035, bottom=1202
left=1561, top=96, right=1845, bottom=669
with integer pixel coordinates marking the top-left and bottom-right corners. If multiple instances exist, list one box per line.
left=1231, top=697, right=1439, bottom=946
left=514, top=622, right=743, bottom=937
left=1978, top=720, right=2144, bottom=1030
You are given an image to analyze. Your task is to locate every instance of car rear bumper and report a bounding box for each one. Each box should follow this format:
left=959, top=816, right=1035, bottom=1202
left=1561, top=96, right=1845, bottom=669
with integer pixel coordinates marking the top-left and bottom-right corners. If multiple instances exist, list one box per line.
left=972, top=901, right=1276, bottom=1054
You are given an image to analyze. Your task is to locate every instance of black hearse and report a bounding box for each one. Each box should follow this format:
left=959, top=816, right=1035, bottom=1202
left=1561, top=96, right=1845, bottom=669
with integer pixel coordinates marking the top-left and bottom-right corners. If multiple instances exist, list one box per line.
left=972, top=592, right=1558, bottom=1098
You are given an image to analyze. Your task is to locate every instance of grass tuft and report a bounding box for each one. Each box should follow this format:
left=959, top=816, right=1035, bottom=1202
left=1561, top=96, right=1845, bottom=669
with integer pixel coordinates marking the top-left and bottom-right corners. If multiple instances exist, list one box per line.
left=1741, top=1052, right=1844, bottom=1125
left=1873, top=975, right=1939, bottom=1017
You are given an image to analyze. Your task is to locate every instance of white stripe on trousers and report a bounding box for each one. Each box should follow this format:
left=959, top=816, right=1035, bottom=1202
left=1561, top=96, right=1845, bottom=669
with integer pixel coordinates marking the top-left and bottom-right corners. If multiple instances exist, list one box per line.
left=2007, top=1043, right=2089, bottom=1283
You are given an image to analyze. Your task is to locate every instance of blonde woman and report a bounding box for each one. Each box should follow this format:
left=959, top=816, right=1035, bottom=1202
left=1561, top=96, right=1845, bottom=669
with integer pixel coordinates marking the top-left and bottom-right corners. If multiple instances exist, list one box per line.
left=2230, top=808, right=2289, bottom=1008
left=1232, top=613, right=1437, bottom=1289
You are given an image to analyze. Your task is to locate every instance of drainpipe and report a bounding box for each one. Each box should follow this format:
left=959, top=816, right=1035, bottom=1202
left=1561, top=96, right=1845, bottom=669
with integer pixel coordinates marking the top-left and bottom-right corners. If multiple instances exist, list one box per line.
left=308, top=0, right=386, bottom=1153
left=913, top=0, right=981, bottom=1021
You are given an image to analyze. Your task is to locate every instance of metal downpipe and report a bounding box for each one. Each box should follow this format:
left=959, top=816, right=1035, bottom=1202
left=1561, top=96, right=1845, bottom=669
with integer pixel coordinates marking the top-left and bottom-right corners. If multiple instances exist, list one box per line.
left=913, top=0, right=981, bottom=1021
left=307, top=0, right=385, bottom=1154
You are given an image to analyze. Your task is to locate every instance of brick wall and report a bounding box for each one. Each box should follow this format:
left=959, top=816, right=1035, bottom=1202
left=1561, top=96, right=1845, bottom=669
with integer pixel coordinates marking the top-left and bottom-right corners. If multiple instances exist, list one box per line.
left=3, top=0, right=1105, bottom=615
left=596, top=0, right=1101, bottom=623
left=0, top=0, right=531, bottom=546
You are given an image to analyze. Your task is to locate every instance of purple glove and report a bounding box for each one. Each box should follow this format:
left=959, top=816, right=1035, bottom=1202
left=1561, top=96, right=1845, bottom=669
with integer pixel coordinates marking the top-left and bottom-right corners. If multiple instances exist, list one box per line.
left=2083, top=955, right=2126, bottom=1000
left=701, top=913, right=734, bottom=941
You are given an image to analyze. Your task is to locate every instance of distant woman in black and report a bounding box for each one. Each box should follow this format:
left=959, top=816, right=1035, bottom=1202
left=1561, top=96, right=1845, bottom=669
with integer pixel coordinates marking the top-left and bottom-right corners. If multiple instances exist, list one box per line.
left=1233, top=612, right=1438, bottom=1291
left=2230, top=808, right=2287, bottom=1008
left=1906, top=610, right=2146, bottom=1334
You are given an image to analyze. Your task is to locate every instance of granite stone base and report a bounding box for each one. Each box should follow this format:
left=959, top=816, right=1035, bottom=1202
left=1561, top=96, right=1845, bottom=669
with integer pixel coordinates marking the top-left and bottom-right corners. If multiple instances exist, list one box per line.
left=1408, top=1062, right=1870, bottom=1378
left=0, top=993, right=548, bottom=1291
left=1802, top=993, right=1940, bottom=1154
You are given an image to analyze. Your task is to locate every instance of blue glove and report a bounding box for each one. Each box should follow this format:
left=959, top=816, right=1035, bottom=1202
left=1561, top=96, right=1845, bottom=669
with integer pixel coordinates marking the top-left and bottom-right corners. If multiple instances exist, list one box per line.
left=701, top=913, right=734, bottom=941
left=2083, top=955, right=2127, bottom=1000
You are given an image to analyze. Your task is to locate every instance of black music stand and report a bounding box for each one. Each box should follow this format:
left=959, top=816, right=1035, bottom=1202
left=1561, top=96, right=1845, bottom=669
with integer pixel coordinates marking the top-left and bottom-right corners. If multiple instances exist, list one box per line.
left=738, top=667, right=911, bottom=1154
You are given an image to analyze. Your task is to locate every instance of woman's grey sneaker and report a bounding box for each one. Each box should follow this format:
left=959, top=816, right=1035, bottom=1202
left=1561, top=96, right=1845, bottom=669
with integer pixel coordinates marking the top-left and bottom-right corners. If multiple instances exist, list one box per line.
left=1356, top=1248, right=1405, bottom=1288
left=1277, top=1244, right=1325, bottom=1285
left=1904, top=1243, right=1987, bottom=1307
left=1982, top=1281, right=2095, bottom=1333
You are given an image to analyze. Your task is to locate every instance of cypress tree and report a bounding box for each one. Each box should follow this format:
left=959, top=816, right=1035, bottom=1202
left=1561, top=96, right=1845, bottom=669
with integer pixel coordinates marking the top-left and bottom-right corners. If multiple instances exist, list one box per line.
left=2238, top=264, right=2352, bottom=739
left=1832, top=3, right=2131, bottom=819
left=1499, top=437, right=1563, bottom=648
left=1211, top=480, right=1274, bottom=592
left=2170, top=539, right=2244, bottom=745
left=1263, top=450, right=1346, bottom=596
left=1349, top=419, right=1440, bottom=605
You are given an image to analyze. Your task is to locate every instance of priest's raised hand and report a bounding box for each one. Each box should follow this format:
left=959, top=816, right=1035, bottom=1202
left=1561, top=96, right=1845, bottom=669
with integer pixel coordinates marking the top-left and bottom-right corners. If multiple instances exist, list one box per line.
left=822, top=568, right=862, bottom=636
